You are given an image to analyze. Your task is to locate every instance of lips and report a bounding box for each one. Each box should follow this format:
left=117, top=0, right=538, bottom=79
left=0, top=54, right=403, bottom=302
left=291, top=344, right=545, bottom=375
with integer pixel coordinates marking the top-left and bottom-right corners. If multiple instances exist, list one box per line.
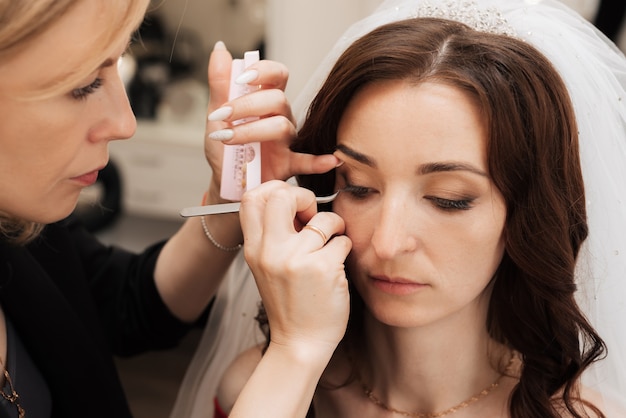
left=71, top=169, right=99, bottom=186
left=370, top=275, right=427, bottom=295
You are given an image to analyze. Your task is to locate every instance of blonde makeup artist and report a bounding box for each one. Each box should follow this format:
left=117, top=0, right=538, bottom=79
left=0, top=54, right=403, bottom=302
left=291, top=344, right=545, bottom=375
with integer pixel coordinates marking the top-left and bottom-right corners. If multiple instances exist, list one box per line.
left=0, top=1, right=339, bottom=417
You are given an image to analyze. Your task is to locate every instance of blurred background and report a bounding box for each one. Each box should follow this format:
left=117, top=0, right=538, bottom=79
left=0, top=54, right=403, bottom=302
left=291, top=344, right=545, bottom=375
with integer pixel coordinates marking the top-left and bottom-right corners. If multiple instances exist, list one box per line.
left=71, top=0, right=624, bottom=417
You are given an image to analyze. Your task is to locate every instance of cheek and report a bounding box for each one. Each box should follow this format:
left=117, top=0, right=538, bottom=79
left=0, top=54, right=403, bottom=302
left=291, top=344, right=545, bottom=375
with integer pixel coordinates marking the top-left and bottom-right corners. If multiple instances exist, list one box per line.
left=0, top=108, right=86, bottom=221
left=334, top=202, right=374, bottom=247
left=0, top=97, right=85, bottom=159
left=468, top=234, right=505, bottom=277
left=455, top=217, right=506, bottom=281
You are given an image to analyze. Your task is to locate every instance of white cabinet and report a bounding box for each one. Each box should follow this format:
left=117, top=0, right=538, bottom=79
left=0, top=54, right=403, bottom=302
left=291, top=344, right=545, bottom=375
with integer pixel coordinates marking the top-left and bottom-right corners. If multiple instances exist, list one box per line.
left=109, top=121, right=211, bottom=220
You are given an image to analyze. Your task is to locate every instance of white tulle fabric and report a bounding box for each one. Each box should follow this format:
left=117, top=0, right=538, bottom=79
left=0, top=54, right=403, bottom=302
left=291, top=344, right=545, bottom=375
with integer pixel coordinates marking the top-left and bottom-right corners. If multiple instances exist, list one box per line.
left=172, top=0, right=626, bottom=416
left=171, top=253, right=263, bottom=418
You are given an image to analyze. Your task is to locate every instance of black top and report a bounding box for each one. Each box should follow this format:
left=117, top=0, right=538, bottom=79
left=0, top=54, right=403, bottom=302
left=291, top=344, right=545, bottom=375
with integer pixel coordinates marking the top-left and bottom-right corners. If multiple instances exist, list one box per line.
left=0, top=216, right=199, bottom=418
left=0, top=317, right=51, bottom=418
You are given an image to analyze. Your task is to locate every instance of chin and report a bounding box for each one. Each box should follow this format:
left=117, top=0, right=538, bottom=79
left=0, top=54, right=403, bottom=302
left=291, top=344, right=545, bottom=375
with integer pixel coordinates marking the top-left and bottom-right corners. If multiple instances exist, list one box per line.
left=365, top=298, right=430, bottom=328
left=41, top=197, right=79, bottom=224
left=41, top=211, right=75, bottom=224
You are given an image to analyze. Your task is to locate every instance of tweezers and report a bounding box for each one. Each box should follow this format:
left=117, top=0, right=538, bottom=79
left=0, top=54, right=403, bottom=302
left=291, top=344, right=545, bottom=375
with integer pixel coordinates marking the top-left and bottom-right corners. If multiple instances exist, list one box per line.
left=179, top=191, right=339, bottom=217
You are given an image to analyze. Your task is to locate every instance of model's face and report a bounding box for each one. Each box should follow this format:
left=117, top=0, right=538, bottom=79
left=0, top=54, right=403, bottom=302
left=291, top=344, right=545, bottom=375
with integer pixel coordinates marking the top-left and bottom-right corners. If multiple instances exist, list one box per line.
left=0, top=2, right=137, bottom=223
left=333, top=81, right=506, bottom=329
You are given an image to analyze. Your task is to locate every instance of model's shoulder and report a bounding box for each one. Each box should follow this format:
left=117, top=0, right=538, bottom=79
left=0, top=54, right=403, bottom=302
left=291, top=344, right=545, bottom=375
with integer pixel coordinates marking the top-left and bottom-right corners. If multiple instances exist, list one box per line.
left=580, top=385, right=626, bottom=418
left=216, top=344, right=264, bottom=414
left=554, top=385, right=626, bottom=417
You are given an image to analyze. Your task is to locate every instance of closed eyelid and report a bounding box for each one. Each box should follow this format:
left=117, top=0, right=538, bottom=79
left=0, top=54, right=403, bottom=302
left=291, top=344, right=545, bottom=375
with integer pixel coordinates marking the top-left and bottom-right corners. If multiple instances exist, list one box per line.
left=426, top=196, right=475, bottom=211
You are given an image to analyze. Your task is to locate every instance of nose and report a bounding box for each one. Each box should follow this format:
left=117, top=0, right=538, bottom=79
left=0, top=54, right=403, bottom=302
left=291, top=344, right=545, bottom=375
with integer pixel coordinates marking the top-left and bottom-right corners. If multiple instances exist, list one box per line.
left=370, top=197, right=419, bottom=259
left=89, top=75, right=137, bottom=143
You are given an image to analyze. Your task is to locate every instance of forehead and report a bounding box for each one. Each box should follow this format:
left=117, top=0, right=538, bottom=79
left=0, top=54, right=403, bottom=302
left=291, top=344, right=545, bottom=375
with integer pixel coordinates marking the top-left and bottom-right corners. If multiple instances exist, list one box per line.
left=337, top=80, right=488, bottom=166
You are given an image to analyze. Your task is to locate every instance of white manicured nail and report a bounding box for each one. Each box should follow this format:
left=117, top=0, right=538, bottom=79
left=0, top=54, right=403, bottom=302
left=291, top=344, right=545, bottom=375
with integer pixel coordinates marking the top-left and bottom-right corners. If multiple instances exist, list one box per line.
left=235, top=70, right=259, bottom=85
left=208, top=106, right=233, bottom=122
left=208, top=129, right=234, bottom=141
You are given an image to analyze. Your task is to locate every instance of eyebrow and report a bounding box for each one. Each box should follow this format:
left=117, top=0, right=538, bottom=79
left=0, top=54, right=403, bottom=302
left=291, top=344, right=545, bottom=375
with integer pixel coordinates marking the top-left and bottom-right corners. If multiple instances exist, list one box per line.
left=100, top=58, right=116, bottom=68
left=336, top=144, right=376, bottom=167
left=419, top=162, right=488, bottom=177
left=335, top=144, right=488, bottom=177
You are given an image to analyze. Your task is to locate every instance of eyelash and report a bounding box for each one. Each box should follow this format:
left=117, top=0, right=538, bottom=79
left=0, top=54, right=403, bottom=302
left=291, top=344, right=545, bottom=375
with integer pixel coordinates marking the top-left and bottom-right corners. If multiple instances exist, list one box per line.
left=425, top=196, right=474, bottom=211
left=72, top=77, right=103, bottom=100
left=341, top=184, right=375, bottom=200
left=341, top=183, right=474, bottom=211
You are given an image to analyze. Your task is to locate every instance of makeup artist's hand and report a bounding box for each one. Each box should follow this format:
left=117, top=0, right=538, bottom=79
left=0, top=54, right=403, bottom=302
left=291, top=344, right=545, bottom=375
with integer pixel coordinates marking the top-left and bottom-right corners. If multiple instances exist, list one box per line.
left=203, top=42, right=339, bottom=203
left=239, top=180, right=351, bottom=355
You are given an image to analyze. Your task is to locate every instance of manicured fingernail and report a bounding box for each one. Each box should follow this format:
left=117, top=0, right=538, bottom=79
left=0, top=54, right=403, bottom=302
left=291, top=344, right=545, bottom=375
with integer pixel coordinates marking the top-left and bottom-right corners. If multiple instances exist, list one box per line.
left=214, top=40, right=226, bottom=50
left=335, top=159, right=345, bottom=167
left=208, top=129, right=234, bottom=141
left=208, top=106, right=233, bottom=122
left=235, top=70, right=259, bottom=85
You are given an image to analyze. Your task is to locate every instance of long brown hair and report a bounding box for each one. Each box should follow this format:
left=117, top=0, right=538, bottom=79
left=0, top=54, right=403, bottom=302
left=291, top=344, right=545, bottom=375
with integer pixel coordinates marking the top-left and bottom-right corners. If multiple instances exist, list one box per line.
left=291, top=17, right=605, bottom=418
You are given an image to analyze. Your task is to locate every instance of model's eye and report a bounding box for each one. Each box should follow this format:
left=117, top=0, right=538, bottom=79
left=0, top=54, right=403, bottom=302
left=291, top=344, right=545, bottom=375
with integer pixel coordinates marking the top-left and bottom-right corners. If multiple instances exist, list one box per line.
left=71, top=78, right=103, bottom=100
left=341, top=184, right=375, bottom=200
left=425, top=196, right=474, bottom=211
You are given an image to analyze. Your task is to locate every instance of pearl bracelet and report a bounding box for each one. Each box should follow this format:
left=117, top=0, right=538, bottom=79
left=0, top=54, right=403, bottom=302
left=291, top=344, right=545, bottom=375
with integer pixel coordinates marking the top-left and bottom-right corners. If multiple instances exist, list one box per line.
left=200, top=215, right=243, bottom=252
left=199, top=191, right=243, bottom=252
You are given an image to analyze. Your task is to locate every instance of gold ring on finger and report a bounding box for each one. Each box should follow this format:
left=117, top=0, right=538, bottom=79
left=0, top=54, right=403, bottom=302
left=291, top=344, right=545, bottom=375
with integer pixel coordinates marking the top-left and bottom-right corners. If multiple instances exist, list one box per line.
left=302, top=224, right=329, bottom=245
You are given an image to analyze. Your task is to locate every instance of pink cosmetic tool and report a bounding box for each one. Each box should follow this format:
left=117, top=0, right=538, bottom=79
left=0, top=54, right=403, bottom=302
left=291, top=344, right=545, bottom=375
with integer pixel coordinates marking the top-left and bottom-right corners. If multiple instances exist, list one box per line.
left=220, top=50, right=261, bottom=201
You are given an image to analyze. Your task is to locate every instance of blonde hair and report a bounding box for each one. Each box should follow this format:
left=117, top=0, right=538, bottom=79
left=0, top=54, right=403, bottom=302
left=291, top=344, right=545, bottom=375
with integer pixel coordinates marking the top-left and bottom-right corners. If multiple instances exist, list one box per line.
left=0, top=0, right=149, bottom=101
left=0, top=0, right=149, bottom=243
left=0, top=221, right=44, bottom=246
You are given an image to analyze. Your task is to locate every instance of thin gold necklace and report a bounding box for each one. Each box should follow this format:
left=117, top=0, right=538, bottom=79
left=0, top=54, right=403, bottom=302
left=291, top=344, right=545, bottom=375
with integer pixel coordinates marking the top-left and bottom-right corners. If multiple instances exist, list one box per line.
left=0, top=358, right=25, bottom=418
left=357, top=354, right=514, bottom=418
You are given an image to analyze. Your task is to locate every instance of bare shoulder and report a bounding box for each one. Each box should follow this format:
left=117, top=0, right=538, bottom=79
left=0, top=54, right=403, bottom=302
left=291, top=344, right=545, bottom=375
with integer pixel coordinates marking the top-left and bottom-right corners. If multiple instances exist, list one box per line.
left=557, top=385, right=626, bottom=417
left=216, top=344, right=265, bottom=414
left=580, top=385, right=626, bottom=417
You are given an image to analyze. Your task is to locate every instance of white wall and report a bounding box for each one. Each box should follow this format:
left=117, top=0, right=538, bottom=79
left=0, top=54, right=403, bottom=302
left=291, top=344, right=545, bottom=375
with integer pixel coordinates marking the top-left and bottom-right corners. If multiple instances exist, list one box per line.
left=265, top=0, right=382, bottom=101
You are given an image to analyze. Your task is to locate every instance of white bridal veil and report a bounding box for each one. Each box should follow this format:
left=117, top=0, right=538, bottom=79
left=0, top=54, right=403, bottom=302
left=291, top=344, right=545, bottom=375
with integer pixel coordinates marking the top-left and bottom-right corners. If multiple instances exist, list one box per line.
left=172, top=0, right=626, bottom=416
